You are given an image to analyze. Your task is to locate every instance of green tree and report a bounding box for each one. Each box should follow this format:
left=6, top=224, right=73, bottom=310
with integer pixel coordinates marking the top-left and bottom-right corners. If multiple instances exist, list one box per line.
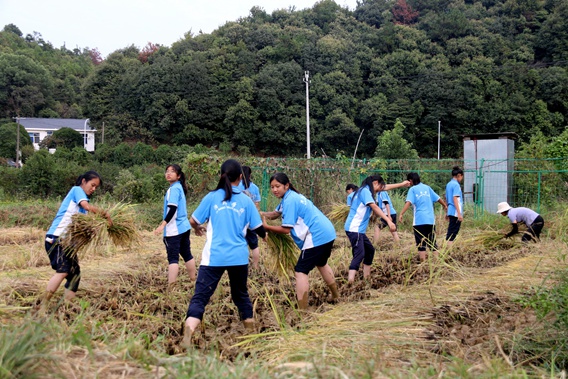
left=0, top=53, right=53, bottom=117
left=21, top=149, right=56, bottom=197
left=375, top=118, right=419, bottom=159
left=51, top=127, right=84, bottom=149
left=0, top=122, right=32, bottom=160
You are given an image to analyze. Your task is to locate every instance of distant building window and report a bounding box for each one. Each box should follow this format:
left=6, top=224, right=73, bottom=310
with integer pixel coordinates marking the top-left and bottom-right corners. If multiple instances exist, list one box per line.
left=47, top=131, right=53, bottom=136
left=29, top=132, right=40, bottom=143
left=81, top=133, right=88, bottom=146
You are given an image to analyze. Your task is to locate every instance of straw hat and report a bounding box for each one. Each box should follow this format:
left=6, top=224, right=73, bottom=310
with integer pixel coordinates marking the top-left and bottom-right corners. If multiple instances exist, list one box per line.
left=496, top=202, right=512, bottom=214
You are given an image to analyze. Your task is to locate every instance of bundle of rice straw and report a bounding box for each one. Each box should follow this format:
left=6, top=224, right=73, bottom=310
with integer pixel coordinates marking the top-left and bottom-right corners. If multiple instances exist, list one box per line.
left=265, top=228, right=298, bottom=279
left=327, top=202, right=350, bottom=224
left=464, top=229, right=521, bottom=250
left=61, top=203, right=139, bottom=257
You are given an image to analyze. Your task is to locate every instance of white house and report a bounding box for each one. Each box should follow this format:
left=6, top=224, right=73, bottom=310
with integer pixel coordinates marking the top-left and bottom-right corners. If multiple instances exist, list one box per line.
left=18, top=118, right=96, bottom=152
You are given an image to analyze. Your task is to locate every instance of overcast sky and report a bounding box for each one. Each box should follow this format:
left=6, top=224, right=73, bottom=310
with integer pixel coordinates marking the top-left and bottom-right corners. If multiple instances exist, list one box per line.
left=1, top=0, right=358, bottom=58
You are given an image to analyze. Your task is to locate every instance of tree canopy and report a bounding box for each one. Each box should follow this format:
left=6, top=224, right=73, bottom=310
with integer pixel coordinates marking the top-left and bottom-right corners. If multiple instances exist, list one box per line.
left=0, top=0, right=567, bottom=158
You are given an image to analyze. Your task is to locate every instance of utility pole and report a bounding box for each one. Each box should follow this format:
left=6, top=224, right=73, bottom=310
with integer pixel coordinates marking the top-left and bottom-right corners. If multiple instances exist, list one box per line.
left=14, top=116, right=21, bottom=168
left=83, top=118, right=89, bottom=151
left=437, top=120, right=441, bottom=160
left=303, top=71, right=311, bottom=159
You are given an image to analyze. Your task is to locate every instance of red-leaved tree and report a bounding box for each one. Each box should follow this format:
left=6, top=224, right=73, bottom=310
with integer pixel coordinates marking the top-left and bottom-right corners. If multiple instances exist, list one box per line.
left=392, top=0, right=419, bottom=25
left=138, top=42, right=159, bottom=63
left=88, top=48, right=103, bottom=65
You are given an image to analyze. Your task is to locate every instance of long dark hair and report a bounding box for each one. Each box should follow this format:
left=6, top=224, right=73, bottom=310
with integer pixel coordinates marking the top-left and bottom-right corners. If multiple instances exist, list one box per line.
left=269, top=172, right=299, bottom=194
left=357, top=175, right=384, bottom=199
left=451, top=166, right=464, bottom=177
left=166, top=164, right=188, bottom=195
left=407, top=172, right=421, bottom=185
left=215, top=159, right=242, bottom=201
left=75, top=171, right=102, bottom=187
left=242, top=165, right=252, bottom=189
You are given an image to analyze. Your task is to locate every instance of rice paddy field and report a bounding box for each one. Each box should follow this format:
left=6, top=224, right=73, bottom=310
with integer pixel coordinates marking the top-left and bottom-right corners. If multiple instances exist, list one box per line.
left=1, top=203, right=567, bottom=378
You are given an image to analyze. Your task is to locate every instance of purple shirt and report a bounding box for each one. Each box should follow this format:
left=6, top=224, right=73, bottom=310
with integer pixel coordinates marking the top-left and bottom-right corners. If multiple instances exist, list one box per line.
left=507, top=207, right=539, bottom=225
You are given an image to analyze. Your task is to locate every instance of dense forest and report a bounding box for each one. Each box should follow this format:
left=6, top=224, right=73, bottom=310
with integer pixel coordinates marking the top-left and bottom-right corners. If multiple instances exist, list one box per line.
left=0, top=0, right=567, bottom=158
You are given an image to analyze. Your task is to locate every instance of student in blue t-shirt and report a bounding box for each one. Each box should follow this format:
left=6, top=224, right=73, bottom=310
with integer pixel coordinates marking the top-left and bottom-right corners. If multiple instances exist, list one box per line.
left=373, top=189, right=400, bottom=243
left=345, top=183, right=358, bottom=206
left=262, top=173, right=340, bottom=310
left=445, top=166, right=464, bottom=246
left=344, top=175, right=410, bottom=283
left=153, top=164, right=196, bottom=289
left=183, top=159, right=266, bottom=347
left=238, top=165, right=262, bottom=269
left=42, top=171, right=113, bottom=306
left=399, top=172, right=448, bottom=261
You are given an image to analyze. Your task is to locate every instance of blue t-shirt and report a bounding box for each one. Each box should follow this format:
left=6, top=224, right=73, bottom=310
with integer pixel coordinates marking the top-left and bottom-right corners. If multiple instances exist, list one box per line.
left=346, top=192, right=355, bottom=206
left=275, top=189, right=335, bottom=250
left=47, top=186, right=89, bottom=236
left=163, top=181, right=191, bottom=237
left=378, top=191, right=396, bottom=215
left=192, top=186, right=262, bottom=266
left=344, top=185, right=375, bottom=233
left=238, top=180, right=261, bottom=203
left=405, top=183, right=440, bottom=226
left=445, top=178, right=463, bottom=217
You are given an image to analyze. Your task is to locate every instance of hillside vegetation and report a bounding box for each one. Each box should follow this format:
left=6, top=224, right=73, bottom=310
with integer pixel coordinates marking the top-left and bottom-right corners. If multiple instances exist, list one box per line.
left=1, top=0, right=567, bottom=158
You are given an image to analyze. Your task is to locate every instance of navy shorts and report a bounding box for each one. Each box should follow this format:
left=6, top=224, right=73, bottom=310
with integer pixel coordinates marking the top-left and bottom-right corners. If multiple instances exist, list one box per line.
left=294, top=240, right=334, bottom=275
left=413, top=224, right=437, bottom=251
left=446, top=216, right=462, bottom=241
left=245, top=230, right=259, bottom=250
left=346, top=231, right=375, bottom=270
left=187, top=264, right=252, bottom=321
left=379, top=214, right=397, bottom=229
left=45, top=235, right=81, bottom=292
left=163, top=230, right=193, bottom=264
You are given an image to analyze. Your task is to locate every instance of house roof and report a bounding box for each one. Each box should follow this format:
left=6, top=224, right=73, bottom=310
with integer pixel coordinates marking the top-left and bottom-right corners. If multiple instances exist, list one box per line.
left=17, top=118, right=96, bottom=132
left=462, top=132, right=517, bottom=141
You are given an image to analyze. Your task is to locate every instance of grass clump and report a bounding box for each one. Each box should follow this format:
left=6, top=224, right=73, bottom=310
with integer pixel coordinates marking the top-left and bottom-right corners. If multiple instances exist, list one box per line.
left=0, top=322, right=49, bottom=378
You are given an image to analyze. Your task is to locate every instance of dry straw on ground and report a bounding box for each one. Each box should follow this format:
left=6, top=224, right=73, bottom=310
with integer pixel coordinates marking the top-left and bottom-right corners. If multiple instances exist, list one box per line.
left=61, top=203, right=139, bottom=257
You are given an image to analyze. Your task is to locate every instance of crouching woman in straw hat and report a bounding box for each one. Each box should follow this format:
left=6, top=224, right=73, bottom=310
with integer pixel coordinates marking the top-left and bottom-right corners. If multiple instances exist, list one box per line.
left=183, top=159, right=266, bottom=347
left=497, top=202, right=545, bottom=242
left=42, top=171, right=112, bottom=306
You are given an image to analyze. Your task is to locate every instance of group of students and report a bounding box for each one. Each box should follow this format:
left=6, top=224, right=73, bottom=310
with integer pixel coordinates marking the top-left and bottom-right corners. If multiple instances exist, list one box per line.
left=343, top=167, right=464, bottom=266
left=41, top=162, right=545, bottom=346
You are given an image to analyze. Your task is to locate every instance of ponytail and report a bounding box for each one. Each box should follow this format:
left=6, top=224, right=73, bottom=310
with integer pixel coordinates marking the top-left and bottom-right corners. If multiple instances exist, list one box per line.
left=215, top=159, right=242, bottom=201
left=242, top=166, right=252, bottom=189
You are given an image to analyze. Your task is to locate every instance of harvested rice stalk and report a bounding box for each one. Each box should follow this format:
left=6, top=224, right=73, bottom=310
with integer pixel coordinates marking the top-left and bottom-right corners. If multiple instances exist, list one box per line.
left=265, top=231, right=298, bottom=279
left=61, top=203, right=140, bottom=257
left=464, top=230, right=521, bottom=250
left=327, top=202, right=350, bottom=224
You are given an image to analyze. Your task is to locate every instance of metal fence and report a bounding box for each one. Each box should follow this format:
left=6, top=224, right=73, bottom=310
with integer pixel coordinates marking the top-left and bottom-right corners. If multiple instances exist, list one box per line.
left=251, top=158, right=567, bottom=218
